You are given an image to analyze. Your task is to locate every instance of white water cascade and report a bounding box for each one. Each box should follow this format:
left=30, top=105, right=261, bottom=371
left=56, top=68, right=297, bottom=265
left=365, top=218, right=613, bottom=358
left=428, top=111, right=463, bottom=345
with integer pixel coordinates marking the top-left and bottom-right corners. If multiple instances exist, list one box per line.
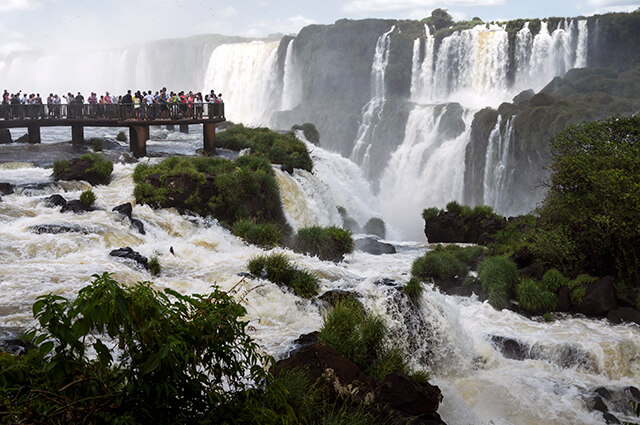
left=349, top=26, right=395, bottom=168
left=280, top=39, right=303, bottom=111
left=203, top=41, right=280, bottom=126
left=482, top=115, right=514, bottom=208
left=410, top=24, right=435, bottom=103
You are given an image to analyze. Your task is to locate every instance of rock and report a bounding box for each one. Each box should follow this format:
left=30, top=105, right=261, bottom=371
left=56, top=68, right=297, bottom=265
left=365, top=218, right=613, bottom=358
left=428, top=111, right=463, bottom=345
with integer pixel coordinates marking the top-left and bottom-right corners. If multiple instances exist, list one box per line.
left=490, top=335, right=529, bottom=360
left=607, top=307, right=640, bottom=326
left=590, top=396, right=609, bottom=413
left=510, top=246, right=534, bottom=268
left=513, top=89, right=534, bottom=104
left=337, top=206, right=361, bottom=233
left=602, top=412, right=621, bottom=424
left=29, top=224, right=88, bottom=234
left=377, top=373, right=443, bottom=421
left=355, top=237, right=396, bottom=255
left=0, top=129, right=12, bottom=144
left=518, top=261, right=545, bottom=281
left=319, top=290, right=358, bottom=307
left=112, top=202, right=133, bottom=219
left=0, top=182, right=13, bottom=195
left=528, top=91, right=555, bottom=107
left=15, top=134, right=30, bottom=143
left=54, top=156, right=111, bottom=185
left=595, top=387, right=612, bottom=400
left=280, top=164, right=294, bottom=174
left=579, top=276, right=618, bottom=317
left=435, top=102, right=465, bottom=140
left=43, top=194, right=67, bottom=208
left=109, top=247, right=148, bottom=269
left=374, top=278, right=399, bottom=287
left=557, top=286, right=571, bottom=312
left=131, top=218, right=146, bottom=235
left=0, top=338, right=31, bottom=355
left=292, top=332, right=318, bottom=350
left=61, top=199, right=94, bottom=214
left=363, top=217, right=386, bottom=238
left=424, top=211, right=505, bottom=245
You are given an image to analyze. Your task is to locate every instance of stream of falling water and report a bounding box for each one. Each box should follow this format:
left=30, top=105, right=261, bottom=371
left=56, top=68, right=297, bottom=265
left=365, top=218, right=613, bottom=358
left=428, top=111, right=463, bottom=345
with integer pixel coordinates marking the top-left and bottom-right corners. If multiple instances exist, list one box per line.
left=1, top=129, right=639, bottom=425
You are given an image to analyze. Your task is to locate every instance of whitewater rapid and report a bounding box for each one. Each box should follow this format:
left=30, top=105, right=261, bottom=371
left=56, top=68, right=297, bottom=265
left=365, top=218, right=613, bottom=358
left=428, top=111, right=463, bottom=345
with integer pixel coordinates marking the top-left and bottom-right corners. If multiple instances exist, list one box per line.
left=1, top=128, right=639, bottom=425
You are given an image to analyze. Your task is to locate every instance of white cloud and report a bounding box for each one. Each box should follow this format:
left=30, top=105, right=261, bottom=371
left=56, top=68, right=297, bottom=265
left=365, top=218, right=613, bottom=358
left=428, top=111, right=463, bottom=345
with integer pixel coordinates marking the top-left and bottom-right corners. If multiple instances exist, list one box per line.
left=342, top=0, right=504, bottom=14
left=587, top=0, right=638, bottom=6
left=243, top=15, right=316, bottom=38
left=0, top=0, right=36, bottom=12
left=218, top=6, right=238, bottom=19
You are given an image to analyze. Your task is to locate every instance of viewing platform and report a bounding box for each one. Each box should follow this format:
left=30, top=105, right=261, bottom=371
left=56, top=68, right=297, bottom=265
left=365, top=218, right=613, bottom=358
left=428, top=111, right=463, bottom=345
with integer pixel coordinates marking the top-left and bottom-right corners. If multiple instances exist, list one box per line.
left=0, top=103, right=225, bottom=158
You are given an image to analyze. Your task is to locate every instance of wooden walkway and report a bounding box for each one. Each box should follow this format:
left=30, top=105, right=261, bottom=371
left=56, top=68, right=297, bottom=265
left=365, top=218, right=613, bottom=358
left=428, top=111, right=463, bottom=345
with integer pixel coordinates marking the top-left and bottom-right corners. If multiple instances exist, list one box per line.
left=0, top=103, right=225, bottom=157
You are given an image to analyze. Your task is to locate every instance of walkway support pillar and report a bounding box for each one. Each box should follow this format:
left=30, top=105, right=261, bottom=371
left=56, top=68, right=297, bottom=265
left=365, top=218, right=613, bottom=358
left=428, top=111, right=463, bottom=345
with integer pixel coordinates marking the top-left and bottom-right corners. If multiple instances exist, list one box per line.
left=166, top=124, right=174, bottom=131
left=27, top=125, right=41, bottom=143
left=203, top=123, right=216, bottom=154
left=129, top=126, right=148, bottom=158
left=179, top=124, right=189, bottom=134
left=71, top=124, right=84, bottom=146
left=145, top=125, right=150, bottom=141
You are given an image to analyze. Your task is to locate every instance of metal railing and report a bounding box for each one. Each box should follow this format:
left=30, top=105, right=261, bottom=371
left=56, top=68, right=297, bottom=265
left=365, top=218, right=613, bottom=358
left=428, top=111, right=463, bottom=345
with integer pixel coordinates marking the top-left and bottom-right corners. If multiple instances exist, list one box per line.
left=0, top=102, right=224, bottom=121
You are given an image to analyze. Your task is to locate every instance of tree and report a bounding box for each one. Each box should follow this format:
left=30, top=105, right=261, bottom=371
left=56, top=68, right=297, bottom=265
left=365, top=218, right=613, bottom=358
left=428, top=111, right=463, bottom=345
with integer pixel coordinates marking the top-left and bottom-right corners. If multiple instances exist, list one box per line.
left=423, top=8, right=454, bottom=30
left=538, top=115, right=640, bottom=283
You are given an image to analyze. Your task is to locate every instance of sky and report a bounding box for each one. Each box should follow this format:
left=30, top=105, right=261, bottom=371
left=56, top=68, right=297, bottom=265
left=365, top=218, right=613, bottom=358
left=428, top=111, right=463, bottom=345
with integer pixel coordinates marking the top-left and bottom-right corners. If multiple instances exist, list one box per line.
left=0, top=0, right=638, bottom=56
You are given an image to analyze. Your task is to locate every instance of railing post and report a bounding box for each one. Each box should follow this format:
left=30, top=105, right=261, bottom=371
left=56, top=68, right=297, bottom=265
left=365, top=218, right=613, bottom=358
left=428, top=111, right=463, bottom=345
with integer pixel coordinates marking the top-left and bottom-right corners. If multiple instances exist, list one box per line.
left=129, top=126, right=147, bottom=158
left=203, top=123, right=216, bottom=154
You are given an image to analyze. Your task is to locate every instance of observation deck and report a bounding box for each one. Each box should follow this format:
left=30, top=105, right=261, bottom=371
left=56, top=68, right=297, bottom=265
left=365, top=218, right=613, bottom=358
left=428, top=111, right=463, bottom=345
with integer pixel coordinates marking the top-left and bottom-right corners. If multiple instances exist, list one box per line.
left=0, top=103, right=225, bottom=157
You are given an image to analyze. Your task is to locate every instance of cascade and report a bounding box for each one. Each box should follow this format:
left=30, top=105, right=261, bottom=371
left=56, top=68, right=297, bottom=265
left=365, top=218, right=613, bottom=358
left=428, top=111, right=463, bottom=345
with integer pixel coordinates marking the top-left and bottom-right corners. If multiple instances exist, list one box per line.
left=203, top=41, right=280, bottom=125
left=280, top=39, right=302, bottom=111
left=410, top=24, right=435, bottom=103
left=575, top=19, right=589, bottom=68
left=482, top=115, right=514, bottom=209
left=349, top=26, right=395, bottom=169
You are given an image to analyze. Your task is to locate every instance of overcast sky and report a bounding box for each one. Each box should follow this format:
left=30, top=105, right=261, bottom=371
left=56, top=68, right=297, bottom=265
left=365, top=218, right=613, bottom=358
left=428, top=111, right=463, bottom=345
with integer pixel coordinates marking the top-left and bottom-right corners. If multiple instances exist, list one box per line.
left=0, top=0, right=637, bottom=56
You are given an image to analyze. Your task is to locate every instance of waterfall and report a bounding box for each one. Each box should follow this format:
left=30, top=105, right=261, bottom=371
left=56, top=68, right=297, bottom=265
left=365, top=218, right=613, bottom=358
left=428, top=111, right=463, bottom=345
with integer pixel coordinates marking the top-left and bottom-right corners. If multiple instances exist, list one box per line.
left=280, top=39, right=302, bottom=111
left=575, top=20, right=589, bottom=68
left=203, top=41, right=280, bottom=126
left=410, top=24, right=435, bottom=103
left=482, top=115, right=514, bottom=209
left=349, top=26, right=395, bottom=169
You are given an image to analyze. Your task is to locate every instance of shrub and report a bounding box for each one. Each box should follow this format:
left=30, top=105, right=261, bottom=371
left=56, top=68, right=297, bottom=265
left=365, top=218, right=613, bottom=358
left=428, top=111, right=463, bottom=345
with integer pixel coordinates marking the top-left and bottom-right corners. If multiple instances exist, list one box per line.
left=79, top=189, right=96, bottom=207
left=541, top=268, right=568, bottom=293
left=567, top=274, right=597, bottom=304
left=80, top=153, right=114, bottom=181
left=445, top=200, right=464, bottom=215
left=422, top=207, right=441, bottom=222
left=525, top=225, right=578, bottom=274
left=216, top=125, right=313, bottom=172
left=116, top=130, right=127, bottom=142
left=91, top=138, right=103, bottom=152
left=517, top=279, right=558, bottom=315
left=478, top=256, right=519, bottom=310
left=403, top=277, right=423, bottom=303
left=52, top=159, right=69, bottom=177
left=294, top=226, right=354, bottom=262
left=367, top=348, right=407, bottom=382
left=148, top=256, right=161, bottom=276
left=232, top=219, right=282, bottom=248
left=411, top=244, right=484, bottom=283
left=1, top=273, right=267, bottom=424
left=248, top=253, right=319, bottom=298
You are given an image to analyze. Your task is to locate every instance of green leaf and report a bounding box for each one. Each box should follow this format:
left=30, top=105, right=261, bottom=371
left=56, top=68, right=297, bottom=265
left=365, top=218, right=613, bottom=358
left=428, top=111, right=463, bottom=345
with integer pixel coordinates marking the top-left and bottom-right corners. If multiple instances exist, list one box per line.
left=39, top=341, right=54, bottom=356
left=115, top=294, right=131, bottom=321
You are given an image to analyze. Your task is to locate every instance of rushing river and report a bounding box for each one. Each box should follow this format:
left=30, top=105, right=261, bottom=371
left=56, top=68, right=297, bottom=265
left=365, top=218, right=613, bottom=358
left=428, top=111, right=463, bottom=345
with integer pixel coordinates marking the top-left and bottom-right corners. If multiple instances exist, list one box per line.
left=1, top=127, right=639, bottom=425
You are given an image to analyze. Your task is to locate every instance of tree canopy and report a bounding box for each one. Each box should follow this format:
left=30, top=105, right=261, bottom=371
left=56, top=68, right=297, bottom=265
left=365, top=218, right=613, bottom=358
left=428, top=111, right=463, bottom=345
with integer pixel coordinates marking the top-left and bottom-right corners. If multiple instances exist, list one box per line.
left=422, top=8, right=454, bottom=30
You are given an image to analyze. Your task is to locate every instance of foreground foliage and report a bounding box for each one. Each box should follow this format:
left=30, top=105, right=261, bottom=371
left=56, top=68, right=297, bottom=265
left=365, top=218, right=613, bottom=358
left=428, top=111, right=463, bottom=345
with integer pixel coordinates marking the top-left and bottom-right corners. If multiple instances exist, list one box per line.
left=217, top=125, right=313, bottom=172
left=0, top=273, right=268, bottom=424
left=293, top=226, right=354, bottom=262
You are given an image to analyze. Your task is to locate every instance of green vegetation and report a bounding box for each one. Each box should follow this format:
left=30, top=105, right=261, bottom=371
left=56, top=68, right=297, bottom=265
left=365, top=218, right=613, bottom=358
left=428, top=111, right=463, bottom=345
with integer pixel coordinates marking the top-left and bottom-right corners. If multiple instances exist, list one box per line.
left=403, top=277, right=423, bottom=303
left=52, top=159, right=69, bottom=176
left=516, top=279, right=557, bottom=315
left=421, top=8, right=454, bottom=30
left=294, top=226, right=354, bottom=262
left=216, top=125, right=313, bottom=172
left=541, top=268, right=568, bottom=293
left=422, top=207, right=441, bottom=222
left=79, top=189, right=96, bottom=207
left=537, top=116, right=640, bottom=284
left=567, top=274, right=598, bottom=304
left=248, top=253, right=319, bottom=298
left=133, top=155, right=287, bottom=231
left=478, top=256, right=519, bottom=310
left=291, top=122, right=320, bottom=145
left=232, top=219, right=282, bottom=248
left=116, top=130, right=127, bottom=142
left=318, top=298, right=407, bottom=381
left=148, top=256, right=161, bottom=276
left=91, top=137, right=103, bottom=152
left=411, top=244, right=485, bottom=283
left=0, top=273, right=269, bottom=424
left=82, top=153, right=114, bottom=181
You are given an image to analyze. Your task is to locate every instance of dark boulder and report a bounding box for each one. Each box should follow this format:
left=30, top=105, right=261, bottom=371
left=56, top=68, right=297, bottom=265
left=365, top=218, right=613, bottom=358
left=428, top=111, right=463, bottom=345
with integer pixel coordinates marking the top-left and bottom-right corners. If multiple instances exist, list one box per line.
left=602, top=412, right=621, bottom=424
left=109, top=247, right=148, bottom=269
left=490, top=335, right=529, bottom=360
left=512, top=89, right=534, bottom=104
left=374, top=278, right=398, bottom=287
left=363, top=217, right=386, bottom=238
left=0, top=182, right=13, bottom=195
left=61, top=199, right=94, bottom=214
left=319, top=290, right=358, bottom=307
left=607, top=307, right=640, bottom=326
left=0, top=129, right=12, bottom=144
left=424, top=211, right=505, bottom=245
left=112, top=202, right=133, bottom=219
left=291, top=332, right=319, bottom=355
left=280, top=164, right=294, bottom=174
left=29, top=224, right=88, bottom=234
left=355, top=237, right=396, bottom=255
left=377, top=373, right=443, bottom=423
left=578, top=276, right=618, bottom=317
left=338, top=206, right=361, bottom=233
left=15, top=134, right=30, bottom=143
left=43, top=194, right=67, bottom=208
left=557, top=286, right=572, bottom=312
left=54, top=157, right=111, bottom=185
left=131, top=218, right=146, bottom=235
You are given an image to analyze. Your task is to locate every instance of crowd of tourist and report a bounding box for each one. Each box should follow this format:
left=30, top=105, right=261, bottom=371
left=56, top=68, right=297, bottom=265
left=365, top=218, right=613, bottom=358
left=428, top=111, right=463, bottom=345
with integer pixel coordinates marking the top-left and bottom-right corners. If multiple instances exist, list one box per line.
left=0, top=88, right=224, bottom=120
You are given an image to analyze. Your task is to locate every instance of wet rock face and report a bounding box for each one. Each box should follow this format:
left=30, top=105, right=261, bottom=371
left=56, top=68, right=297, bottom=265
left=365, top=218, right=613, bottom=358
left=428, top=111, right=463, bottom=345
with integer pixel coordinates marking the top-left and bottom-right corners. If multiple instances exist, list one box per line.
left=61, top=199, right=94, bottom=214
left=0, top=182, right=13, bottom=195
left=355, top=236, right=396, bottom=255
left=0, top=129, right=12, bottom=144
left=43, top=194, right=67, bottom=208
left=55, top=157, right=111, bottom=185
left=109, top=247, right=149, bottom=270
left=424, top=211, right=505, bottom=245
left=29, top=224, right=88, bottom=234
